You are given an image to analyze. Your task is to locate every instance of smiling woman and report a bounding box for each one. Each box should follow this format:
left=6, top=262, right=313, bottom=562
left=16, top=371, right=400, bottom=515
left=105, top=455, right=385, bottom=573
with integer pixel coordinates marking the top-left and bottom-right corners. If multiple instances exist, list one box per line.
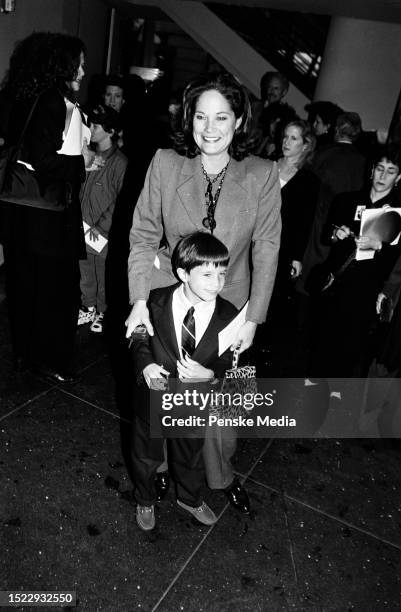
left=125, top=72, right=282, bottom=513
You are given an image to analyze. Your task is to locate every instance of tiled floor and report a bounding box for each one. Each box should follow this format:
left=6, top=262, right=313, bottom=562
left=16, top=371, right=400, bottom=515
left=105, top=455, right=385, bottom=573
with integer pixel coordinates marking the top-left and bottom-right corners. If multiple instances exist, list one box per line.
left=1, top=274, right=401, bottom=611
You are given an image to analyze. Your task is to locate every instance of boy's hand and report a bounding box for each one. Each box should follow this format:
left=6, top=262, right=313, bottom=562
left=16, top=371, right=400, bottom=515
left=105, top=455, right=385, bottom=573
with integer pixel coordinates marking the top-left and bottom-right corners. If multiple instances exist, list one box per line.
left=143, top=363, right=170, bottom=390
left=177, top=355, right=214, bottom=382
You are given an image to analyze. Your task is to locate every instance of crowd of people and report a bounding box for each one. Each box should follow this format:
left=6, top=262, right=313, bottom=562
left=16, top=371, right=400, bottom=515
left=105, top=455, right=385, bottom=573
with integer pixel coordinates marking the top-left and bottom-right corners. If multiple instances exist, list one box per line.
left=1, top=32, right=401, bottom=532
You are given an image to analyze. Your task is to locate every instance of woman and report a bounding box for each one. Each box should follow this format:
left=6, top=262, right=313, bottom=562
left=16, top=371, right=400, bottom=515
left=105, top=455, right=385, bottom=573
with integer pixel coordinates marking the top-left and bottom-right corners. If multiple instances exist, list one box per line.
left=125, top=72, right=281, bottom=513
left=266, top=120, right=319, bottom=354
left=0, top=32, right=94, bottom=382
left=305, top=101, right=343, bottom=149
left=309, top=145, right=401, bottom=379
left=276, top=121, right=318, bottom=281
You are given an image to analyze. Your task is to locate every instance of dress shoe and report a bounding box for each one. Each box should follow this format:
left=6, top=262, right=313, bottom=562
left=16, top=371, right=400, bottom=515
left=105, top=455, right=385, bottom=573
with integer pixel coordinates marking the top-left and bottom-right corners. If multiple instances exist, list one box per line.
left=31, top=364, right=78, bottom=384
left=155, top=471, right=170, bottom=501
left=136, top=505, right=155, bottom=531
left=177, top=499, right=217, bottom=525
left=224, top=478, right=251, bottom=514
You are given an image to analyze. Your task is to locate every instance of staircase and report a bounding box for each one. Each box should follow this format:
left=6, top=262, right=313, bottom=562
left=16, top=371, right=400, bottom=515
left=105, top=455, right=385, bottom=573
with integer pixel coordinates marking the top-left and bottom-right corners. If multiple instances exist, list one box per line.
left=206, top=4, right=330, bottom=99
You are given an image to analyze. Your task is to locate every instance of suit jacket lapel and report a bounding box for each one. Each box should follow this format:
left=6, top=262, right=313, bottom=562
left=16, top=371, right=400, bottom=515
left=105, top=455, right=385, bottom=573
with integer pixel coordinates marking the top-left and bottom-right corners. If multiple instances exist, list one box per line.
left=192, top=296, right=236, bottom=366
left=176, top=156, right=205, bottom=230
left=151, top=285, right=180, bottom=367
left=213, top=158, right=248, bottom=233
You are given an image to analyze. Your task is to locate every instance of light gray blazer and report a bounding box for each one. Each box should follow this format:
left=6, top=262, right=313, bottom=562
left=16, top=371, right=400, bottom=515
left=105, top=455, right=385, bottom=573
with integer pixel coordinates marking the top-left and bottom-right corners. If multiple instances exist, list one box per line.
left=128, top=149, right=281, bottom=324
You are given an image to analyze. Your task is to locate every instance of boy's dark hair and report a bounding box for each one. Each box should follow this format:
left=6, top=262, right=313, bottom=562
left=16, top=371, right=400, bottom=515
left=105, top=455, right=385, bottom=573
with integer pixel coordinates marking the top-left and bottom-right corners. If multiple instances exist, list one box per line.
left=372, top=144, right=401, bottom=172
left=104, top=74, right=124, bottom=92
left=172, top=232, right=230, bottom=275
left=88, top=103, right=121, bottom=137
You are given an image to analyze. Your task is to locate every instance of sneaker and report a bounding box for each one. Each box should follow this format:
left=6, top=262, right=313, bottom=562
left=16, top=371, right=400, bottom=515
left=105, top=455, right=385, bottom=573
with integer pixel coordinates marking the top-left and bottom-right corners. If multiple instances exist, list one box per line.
left=90, top=312, right=104, bottom=333
left=136, top=505, right=155, bottom=531
left=177, top=499, right=217, bottom=525
left=78, top=306, right=96, bottom=326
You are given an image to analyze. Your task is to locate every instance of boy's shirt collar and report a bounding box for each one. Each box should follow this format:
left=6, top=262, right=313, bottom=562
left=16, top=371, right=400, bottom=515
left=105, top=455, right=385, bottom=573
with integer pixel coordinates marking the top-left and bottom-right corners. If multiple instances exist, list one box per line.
left=177, top=284, right=216, bottom=318
left=172, top=285, right=216, bottom=357
left=94, top=143, right=118, bottom=161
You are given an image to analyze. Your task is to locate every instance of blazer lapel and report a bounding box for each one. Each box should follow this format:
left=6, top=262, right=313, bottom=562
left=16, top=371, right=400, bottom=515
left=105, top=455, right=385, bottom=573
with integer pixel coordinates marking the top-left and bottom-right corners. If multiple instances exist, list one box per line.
left=213, top=158, right=248, bottom=235
left=192, top=296, right=236, bottom=366
left=151, top=285, right=180, bottom=366
left=176, top=156, right=205, bottom=230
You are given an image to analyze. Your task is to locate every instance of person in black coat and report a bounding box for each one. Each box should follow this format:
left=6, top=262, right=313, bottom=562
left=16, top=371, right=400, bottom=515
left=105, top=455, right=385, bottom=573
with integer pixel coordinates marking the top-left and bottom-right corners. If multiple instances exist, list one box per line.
left=0, top=33, right=95, bottom=382
left=266, top=120, right=319, bottom=350
left=299, top=112, right=367, bottom=296
left=309, top=145, right=401, bottom=379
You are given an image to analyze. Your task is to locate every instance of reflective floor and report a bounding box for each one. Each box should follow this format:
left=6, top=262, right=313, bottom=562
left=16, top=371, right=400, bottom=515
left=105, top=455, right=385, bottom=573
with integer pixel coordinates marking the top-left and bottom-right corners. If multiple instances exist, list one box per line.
left=1, top=267, right=400, bottom=611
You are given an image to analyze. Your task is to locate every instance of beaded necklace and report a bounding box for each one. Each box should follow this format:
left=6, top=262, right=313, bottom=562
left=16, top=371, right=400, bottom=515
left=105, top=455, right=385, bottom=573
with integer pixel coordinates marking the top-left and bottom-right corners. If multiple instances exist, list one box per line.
left=201, top=161, right=229, bottom=233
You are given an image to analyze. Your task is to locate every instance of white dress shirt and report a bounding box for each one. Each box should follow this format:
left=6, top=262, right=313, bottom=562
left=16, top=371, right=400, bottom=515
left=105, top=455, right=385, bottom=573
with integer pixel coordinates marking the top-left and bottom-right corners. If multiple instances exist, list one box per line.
left=172, top=285, right=216, bottom=359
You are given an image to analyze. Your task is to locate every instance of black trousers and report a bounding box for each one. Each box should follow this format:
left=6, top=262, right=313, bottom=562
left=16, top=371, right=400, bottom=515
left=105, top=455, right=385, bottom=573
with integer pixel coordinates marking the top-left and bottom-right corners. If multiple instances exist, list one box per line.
left=3, top=244, right=80, bottom=371
left=130, top=415, right=205, bottom=507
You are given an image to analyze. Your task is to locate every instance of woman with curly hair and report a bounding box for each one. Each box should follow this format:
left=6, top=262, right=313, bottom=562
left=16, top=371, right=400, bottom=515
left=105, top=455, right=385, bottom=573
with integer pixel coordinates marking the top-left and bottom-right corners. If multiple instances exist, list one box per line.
left=125, top=72, right=281, bottom=515
left=0, top=32, right=94, bottom=383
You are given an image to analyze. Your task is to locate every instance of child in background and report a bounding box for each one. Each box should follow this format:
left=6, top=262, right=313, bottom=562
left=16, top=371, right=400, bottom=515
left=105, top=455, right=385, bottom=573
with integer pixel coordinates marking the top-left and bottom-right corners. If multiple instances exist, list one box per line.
left=78, top=104, right=127, bottom=332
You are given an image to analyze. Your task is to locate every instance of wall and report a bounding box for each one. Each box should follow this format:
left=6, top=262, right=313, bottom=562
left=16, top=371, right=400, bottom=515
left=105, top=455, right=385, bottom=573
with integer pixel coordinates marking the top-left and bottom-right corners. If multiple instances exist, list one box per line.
left=77, top=0, right=109, bottom=103
left=129, top=0, right=310, bottom=114
left=314, top=17, right=401, bottom=131
left=0, top=0, right=64, bottom=84
left=0, top=0, right=109, bottom=103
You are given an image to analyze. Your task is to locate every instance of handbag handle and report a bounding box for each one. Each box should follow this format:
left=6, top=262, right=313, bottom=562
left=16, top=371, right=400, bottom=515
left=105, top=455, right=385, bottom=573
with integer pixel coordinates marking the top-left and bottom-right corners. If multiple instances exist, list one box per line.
left=231, top=348, right=240, bottom=369
left=10, top=93, right=42, bottom=162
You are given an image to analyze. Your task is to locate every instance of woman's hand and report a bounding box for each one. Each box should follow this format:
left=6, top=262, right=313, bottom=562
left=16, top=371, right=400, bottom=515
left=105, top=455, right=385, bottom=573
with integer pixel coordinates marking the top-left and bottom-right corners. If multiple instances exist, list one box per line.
left=125, top=300, right=154, bottom=338
left=376, top=292, right=387, bottom=315
left=230, top=321, right=257, bottom=354
left=356, top=236, right=382, bottom=251
left=177, top=355, right=214, bottom=381
left=89, top=227, right=100, bottom=241
left=291, top=260, right=302, bottom=279
left=143, top=363, right=170, bottom=390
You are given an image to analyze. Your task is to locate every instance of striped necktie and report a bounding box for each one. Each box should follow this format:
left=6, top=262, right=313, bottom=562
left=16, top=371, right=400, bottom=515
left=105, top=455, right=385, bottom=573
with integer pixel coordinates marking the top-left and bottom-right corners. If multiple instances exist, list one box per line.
left=181, top=306, right=196, bottom=358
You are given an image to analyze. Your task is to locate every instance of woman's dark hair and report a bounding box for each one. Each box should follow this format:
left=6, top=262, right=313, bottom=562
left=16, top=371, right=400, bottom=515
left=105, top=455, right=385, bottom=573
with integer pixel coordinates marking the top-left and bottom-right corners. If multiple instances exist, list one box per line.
left=372, top=144, right=401, bottom=172
left=172, top=231, right=230, bottom=275
left=282, top=119, right=316, bottom=167
left=173, top=72, right=253, bottom=160
left=305, top=101, right=343, bottom=132
left=2, top=32, right=85, bottom=100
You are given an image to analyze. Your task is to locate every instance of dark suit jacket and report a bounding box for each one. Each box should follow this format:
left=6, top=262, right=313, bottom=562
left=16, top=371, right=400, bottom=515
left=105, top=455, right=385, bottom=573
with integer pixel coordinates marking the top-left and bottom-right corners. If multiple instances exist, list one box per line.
left=280, top=167, right=320, bottom=264
left=298, top=142, right=366, bottom=293
left=1, top=87, right=85, bottom=258
left=128, top=149, right=281, bottom=324
left=131, top=283, right=238, bottom=422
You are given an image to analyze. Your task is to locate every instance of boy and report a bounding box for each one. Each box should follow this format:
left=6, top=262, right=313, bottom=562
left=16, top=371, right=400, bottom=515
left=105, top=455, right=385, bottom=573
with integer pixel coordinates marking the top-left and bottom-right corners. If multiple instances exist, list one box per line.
left=78, top=104, right=127, bottom=332
left=130, top=232, right=238, bottom=531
